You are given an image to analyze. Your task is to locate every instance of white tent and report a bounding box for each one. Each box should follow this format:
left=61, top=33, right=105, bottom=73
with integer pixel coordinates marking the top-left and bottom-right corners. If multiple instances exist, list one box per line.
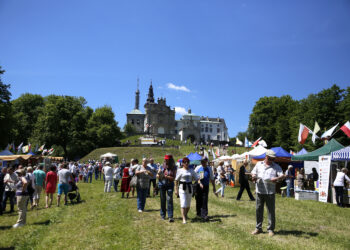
left=100, top=152, right=117, bottom=158
left=248, top=145, right=268, bottom=157
left=218, top=155, right=232, bottom=161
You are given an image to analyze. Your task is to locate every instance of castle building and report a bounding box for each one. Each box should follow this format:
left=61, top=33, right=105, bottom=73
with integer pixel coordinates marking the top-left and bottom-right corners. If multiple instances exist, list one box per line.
left=126, top=78, right=145, bottom=133
left=126, top=80, right=176, bottom=138
left=126, top=80, right=229, bottom=142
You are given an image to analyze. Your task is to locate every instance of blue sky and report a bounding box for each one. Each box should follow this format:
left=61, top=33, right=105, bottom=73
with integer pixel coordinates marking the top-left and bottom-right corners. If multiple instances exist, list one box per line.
left=1, top=0, right=349, bottom=137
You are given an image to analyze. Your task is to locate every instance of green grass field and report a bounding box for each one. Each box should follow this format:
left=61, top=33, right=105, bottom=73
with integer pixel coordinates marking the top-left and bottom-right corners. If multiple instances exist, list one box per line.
left=1, top=180, right=349, bottom=250
left=80, top=144, right=247, bottom=163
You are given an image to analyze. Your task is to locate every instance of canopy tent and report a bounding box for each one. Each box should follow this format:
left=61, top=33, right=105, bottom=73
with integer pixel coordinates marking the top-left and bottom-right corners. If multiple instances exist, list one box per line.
left=218, top=155, right=232, bottom=161
left=187, top=152, right=202, bottom=165
left=295, top=148, right=308, bottom=156
left=292, top=139, right=344, bottom=161
left=27, top=151, right=35, bottom=155
left=253, top=147, right=292, bottom=159
left=248, top=145, right=268, bottom=157
left=0, top=154, right=32, bottom=161
left=0, top=149, right=14, bottom=156
left=100, top=152, right=117, bottom=158
left=331, top=146, right=350, bottom=161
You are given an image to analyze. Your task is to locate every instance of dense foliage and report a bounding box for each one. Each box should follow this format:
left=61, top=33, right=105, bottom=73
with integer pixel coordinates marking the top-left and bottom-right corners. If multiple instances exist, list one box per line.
left=0, top=67, right=12, bottom=148
left=241, top=84, right=350, bottom=152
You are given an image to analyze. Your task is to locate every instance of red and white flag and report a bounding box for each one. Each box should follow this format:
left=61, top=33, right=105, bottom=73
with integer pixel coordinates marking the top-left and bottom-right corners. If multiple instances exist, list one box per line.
left=298, top=124, right=311, bottom=144
left=252, top=137, right=262, bottom=147
left=340, top=121, right=350, bottom=138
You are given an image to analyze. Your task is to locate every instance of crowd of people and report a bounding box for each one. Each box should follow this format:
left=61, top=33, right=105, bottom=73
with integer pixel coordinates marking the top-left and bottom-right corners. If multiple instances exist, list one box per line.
left=0, top=161, right=82, bottom=228
left=1, top=149, right=348, bottom=237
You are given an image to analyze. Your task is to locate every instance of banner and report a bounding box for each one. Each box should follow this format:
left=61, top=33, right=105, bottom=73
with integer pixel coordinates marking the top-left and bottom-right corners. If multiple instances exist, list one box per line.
left=318, top=155, right=331, bottom=203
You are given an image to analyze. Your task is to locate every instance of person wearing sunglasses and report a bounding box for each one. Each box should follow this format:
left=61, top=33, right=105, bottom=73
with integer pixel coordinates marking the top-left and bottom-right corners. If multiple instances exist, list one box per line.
left=175, top=157, right=198, bottom=224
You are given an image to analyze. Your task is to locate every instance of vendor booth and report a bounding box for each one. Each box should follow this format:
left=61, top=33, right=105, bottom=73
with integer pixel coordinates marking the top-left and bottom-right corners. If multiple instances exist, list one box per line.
left=330, top=146, right=350, bottom=205
left=291, top=139, right=345, bottom=202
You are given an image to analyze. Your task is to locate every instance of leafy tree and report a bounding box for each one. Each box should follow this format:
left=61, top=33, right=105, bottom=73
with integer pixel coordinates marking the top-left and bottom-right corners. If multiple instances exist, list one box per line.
left=11, top=93, right=44, bottom=144
left=87, top=106, right=122, bottom=148
left=0, top=67, right=12, bottom=148
left=123, top=123, right=137, bottom=137
left=32, top=95, right=92, bottom=158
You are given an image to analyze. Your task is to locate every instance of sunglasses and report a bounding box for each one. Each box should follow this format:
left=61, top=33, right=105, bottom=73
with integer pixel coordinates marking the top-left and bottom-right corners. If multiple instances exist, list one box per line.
left=183, top=161, right=189, bottom=163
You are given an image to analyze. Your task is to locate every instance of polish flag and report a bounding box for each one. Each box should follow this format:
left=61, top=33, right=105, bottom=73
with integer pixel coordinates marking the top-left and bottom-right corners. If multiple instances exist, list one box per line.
left=252, top=137, right=262, bottom=147
left=340, top=121, right=350, bottom=138
left=298, top=124, right=311, bottom=144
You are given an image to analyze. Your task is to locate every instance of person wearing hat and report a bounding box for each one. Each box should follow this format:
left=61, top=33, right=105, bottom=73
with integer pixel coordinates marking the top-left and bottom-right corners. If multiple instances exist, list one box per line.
left=285, top=165, right=294, bottom=198
left=194, top=157, right=216, bottom=221
left=2, top=167, right=18, bottom=213
left=251, top=149, right=284, bottom=237
left=13, top=169, right=29, bottom=228
left=102, top=162, right=114, bottom=193
left=157, top=154, right=177, bottom=222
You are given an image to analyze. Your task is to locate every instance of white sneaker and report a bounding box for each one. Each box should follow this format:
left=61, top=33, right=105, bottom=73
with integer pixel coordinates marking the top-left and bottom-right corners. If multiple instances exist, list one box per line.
left=13, top=223, right=24, bottom=228
left=138, top=210, right=143, bottom=213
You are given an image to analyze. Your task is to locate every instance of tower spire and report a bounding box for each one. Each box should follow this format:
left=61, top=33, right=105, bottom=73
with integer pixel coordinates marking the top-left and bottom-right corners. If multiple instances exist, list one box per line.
left=146, top=80, right=155, bottom=103
left=135, top=78, right=140, bottom=110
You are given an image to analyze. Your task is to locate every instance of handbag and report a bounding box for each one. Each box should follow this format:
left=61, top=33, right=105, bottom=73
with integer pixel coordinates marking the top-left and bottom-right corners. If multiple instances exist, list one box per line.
left=130, top=175, right=138, bottom=187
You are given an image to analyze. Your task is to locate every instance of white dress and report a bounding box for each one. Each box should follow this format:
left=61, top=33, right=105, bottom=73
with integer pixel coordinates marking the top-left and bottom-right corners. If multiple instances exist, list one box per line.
left=175, top=168, right=198, bottom=208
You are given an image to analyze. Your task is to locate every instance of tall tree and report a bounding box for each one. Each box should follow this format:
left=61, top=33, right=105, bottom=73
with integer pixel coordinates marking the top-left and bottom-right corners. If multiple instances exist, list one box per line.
left=32, top=95, right=92, bottom=158
left=87, top=106, right=122, bottom=148
left=0, top=67, right=12, bottom=148
left=11, top=93, right=44, bottom=144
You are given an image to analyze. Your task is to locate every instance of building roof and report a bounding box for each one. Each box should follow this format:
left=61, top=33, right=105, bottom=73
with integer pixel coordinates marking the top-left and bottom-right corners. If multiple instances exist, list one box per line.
left=127, top=109, right=144, bottom=115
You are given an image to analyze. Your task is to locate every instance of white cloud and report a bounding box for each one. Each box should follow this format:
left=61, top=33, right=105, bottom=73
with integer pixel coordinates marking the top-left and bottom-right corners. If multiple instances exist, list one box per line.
left=174, top=107, right=188, bottom=116
left=167, top=83, right=190, bottom=92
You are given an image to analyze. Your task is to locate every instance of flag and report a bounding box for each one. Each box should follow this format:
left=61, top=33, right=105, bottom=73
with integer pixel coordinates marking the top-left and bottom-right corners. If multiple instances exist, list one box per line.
left=340, top=121, right=350, bottom=138
left=204, top=150, right=209, bottom=159
left=34, top=144, right=38, bottom=153
left=22, top=145, right=29, bottom=153
left=244, top=137, right=249, bottom=147
left=290, top=150, right=295, bottom=155
left=38, top=144, right=45, bottom=152
left=252, top=137, right=262, bottom=147
left=312, top=121, right=321, bottom=144
left=321, top=123, right=339, bottom=139
left=48, top=148, right=55, bottom=155
left=298, top=123, right=311, bottom=144
left=11, top=142, right=15, bottom=152
left=211, top=149, right=216, bottom=160
left=236, top=138, right=243, bottom=146
left=258, top=140, right=267, bottom=147
left=17, top=142, right=23, bottom=153
left=215, top=148, right=220, bottom=157
left=8, top=143, right=12, bottom=151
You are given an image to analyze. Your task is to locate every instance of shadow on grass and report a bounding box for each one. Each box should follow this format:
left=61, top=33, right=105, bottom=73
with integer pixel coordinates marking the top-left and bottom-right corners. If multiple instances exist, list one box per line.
left=190, top=214, right=236, bottom=223
left=33, top=220, right=51, bottom=226
left=143, top=209, right=160, bottom=212
left=276, top=230, right=318, bottom=238
left=0, top=225, right=12, bottom=231
left=0, top=246, right=15, bottom=250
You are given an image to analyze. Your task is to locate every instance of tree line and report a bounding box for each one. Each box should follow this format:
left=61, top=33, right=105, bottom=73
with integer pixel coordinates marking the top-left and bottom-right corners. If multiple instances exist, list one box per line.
left=0, top=67, right=122, bottom=159
left=235, top=84, right=350, bottom=152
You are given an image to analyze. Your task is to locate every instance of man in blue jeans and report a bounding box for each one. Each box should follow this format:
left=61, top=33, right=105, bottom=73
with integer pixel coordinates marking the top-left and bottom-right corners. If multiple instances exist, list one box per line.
left=157, top=155, right=177, bottom=222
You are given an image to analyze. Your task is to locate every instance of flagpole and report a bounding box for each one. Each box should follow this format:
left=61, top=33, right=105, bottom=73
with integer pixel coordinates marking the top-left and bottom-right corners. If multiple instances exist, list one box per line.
left=330, top=128, right=342, bottom=139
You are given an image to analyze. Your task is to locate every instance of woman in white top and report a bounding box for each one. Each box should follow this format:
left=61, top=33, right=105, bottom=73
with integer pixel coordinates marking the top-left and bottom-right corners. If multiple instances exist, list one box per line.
left=175, top=157, right=198, bottom=224
left=333, top=168, right=350, bottom=207
left=215, top=162, right=226, bottom=197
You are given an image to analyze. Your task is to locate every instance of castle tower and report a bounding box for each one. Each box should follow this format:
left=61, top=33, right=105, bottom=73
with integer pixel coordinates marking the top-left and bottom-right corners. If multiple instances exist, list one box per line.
left=135, top=78, right=140, bottom=110
left=146, top=81, right=155, bottom=103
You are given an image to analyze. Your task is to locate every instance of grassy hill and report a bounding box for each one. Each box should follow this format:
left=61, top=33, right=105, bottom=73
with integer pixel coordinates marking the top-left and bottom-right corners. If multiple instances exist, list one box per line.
left=80, top=144, right=248, bottom=163
left=0, top=180, right=349, bottom=249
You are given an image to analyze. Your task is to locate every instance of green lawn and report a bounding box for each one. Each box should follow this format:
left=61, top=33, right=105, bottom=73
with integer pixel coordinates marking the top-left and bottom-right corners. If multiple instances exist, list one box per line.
left=1, top=180, right=349, bottom=249
left=80, top=144, right=247, bottom=163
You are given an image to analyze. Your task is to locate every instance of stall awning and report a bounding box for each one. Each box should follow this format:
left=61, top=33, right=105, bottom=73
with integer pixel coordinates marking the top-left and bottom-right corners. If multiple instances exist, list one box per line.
left=292, top=139, right=344, bottom=161
left=331, top=146, right=350, bottom=161
left=0, top=154, right=32, bottom=161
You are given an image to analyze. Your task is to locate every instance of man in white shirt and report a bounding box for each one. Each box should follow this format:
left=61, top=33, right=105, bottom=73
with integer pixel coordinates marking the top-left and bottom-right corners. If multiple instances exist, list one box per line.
left=251, top=150, right=284, bottom=237
left=102, top=162, right=114, bottom=192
